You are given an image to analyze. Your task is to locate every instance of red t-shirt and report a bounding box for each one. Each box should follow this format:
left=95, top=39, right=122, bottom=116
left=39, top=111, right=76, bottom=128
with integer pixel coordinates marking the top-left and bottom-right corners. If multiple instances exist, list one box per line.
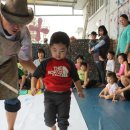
left=33, top=58, right=79, bottom=92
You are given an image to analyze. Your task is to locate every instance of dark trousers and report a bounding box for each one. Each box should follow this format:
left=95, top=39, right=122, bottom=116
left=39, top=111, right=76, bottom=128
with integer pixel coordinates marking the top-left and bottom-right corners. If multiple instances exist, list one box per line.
left=44, top=90, right=71, bottom=130
left=95, top=61, right=106, bottom=84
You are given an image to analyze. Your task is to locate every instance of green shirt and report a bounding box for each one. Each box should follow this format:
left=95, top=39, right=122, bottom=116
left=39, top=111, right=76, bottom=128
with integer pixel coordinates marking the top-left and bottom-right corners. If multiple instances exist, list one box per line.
left=116, top=25, right=130, bottom=56
left=18, top=68, right=24, bottom=77
left=78, top=70, right=84, bottom=81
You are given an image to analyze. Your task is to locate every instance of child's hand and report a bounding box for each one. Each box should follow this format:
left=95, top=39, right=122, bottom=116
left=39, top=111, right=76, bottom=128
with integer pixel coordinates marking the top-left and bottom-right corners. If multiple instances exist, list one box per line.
left=77, top=91, right=84, bottom=98
left=99, top=56, right=104, bottom=61
left=31, top=87, right=38, bottom=96
left=90, top=47, right=94, bottom=52
left=82, top=84, right=86, bottom=89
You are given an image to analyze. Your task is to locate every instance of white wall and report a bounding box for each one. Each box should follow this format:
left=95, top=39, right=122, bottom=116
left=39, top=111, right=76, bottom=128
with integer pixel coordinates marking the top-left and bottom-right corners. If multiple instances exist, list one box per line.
left=84, top=0, right=130, bottom=40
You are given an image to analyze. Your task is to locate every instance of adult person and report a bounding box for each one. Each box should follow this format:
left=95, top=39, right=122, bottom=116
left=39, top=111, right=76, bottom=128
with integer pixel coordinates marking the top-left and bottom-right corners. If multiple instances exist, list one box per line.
left=0, top=0, right=36, bottom=130
left=116, top=74, right=130, bottom=101
left=116, top=14, right=130, bottom=56
left=90, top=25, right=110, bottom=87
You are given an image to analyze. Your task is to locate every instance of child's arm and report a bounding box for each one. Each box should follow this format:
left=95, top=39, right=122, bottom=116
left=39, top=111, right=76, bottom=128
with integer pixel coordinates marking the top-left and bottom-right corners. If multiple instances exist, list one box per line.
left=99, top=88, right=105, bottom=97
left=74, top=80, right=84, bottom=98
left=112, top=93, right=117, bottom=102
left=99, top=83, right=109, bottom=97
left=31, top=77, right=38, bottom=96
left=116, top=64, right=125, bottom=76
left=20, top=75, right=26, bottom=89
left=31, top=61, right=46, bottom=95
left=82, top=71, right=90, bottom=88
left=111, top=60, right=115, bottom=72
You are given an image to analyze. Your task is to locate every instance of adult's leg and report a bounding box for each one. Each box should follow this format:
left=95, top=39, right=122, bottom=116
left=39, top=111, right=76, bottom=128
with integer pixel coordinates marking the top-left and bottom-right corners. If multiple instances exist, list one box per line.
left=121, top=76, right=130, bottom=87
left=96, top=61, right=106, bottom=84
left=95, top=62, right=102, bottom=83
left=120, top=76, right=130, bottom=100
left=100, top=61, right=106, bottom=84
left=6, top=112, right=17, bottom=130
left=4, top=98, right=21, bottom=130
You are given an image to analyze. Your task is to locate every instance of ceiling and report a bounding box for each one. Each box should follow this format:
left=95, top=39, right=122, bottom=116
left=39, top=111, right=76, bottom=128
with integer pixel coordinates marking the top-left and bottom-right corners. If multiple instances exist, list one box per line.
left=27, top=0, right=87, bottom=10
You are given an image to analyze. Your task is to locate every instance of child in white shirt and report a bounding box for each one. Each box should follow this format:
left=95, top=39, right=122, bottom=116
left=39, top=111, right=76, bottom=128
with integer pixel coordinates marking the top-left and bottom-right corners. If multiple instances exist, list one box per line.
left=106, top=51, right=115, bottom=74
left=99, top=72, right=118, bottom=101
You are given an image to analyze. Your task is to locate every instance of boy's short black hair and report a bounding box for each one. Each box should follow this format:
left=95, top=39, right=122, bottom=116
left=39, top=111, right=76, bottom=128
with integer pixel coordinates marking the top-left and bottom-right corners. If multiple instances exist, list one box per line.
left=91, top=31, right=97, bottom=36
left=106, top=72, right=118, bottom=82
left=50, top=31, right=70, bottom=48
left=108, top=50, right=115, bottom=56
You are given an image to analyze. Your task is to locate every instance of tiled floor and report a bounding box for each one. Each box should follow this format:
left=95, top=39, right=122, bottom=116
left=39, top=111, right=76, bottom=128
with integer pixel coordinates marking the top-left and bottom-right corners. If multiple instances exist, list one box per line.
left=74, top=88, right=130, bottom=130
left=0, top=93, right=88, bottom=130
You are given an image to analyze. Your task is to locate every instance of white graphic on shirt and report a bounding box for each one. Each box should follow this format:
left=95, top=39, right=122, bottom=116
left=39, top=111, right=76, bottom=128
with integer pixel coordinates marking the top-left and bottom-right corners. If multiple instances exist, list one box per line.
left=48, top=66, right=69, bottom=77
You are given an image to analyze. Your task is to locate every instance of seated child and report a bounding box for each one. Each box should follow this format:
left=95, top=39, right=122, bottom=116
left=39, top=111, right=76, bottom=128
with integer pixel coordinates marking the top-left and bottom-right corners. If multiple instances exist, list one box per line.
left=106, top=50, right=115, bottom=74
left=116, top=53, right=128, bottom=88
left=116, top=53, right=127, bottom=79
left=75, top=54, right=84, bottom=70
left=78, top=62, right=90, bottom=88
left=99, top=72, right=118, bottom=101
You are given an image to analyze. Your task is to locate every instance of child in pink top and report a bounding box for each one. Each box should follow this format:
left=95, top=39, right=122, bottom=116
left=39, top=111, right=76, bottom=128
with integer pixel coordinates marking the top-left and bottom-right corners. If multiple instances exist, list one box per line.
left=116, top=53, right=128, bottom=78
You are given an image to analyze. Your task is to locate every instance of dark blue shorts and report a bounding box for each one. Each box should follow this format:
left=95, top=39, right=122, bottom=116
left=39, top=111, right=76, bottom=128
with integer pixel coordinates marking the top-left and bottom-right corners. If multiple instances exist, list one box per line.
left=4, top=98, right=21, bottom=112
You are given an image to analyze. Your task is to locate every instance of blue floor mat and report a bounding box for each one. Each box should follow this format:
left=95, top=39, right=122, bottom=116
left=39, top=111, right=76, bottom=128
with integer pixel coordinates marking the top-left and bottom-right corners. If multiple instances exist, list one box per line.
left=73, top=88, right=130, bottom=130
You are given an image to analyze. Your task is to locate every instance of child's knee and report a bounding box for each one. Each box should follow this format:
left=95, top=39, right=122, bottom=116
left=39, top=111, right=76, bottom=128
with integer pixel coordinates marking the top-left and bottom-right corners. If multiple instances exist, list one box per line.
left=121, top=76, right=129, bottom=86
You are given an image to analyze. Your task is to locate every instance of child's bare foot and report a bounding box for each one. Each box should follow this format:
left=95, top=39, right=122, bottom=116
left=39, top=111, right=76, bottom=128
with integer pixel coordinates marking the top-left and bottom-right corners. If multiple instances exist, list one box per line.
left=112, top=99, right=118, bottom=102
left=82, top=85, right=86, bottom=89
left=51, top=125, right=56, bottom=130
